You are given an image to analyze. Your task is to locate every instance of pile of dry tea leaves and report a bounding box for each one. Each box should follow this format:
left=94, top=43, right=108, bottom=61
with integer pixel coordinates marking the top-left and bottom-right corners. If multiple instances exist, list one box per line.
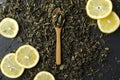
left=0, top=0, right=111, bottom=80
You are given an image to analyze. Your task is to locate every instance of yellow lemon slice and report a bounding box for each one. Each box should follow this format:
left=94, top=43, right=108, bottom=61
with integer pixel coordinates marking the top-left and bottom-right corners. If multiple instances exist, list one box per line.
left=34, top=71, right=55, bottom=80
left=86, top=0, right=113, bottom=19
left=0, top=18, right=19, bottom=38
left=97, top=11, right=120, bottom=33
left=15, top=45, right=40, bottom=69
left=0, top=53, right=24, bottom=78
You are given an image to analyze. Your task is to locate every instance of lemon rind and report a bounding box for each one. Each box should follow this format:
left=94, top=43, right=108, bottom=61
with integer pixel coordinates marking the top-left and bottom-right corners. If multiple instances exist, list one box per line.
left=15, top=45, right=40, bottom=69
left=1, top=53, right=24, bottom=78
left=34, top=71, right=55, bottom=80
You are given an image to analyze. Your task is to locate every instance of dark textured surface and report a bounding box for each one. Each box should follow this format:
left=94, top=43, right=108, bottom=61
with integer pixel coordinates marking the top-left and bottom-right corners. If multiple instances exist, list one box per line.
left=0, top=0, right=119, bottom=80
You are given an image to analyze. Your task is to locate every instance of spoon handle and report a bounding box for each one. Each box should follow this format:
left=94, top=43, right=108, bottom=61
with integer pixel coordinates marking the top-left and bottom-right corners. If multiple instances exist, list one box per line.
left=55, top=27, right=61, bottom=65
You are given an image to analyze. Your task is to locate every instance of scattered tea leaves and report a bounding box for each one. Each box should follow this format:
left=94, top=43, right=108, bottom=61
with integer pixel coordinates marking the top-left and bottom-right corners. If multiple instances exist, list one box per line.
left=0, top=0, right=112, bottom=80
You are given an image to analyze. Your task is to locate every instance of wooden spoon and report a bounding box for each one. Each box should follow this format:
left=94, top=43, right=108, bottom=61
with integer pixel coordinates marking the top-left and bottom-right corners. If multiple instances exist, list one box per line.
left=52, top=8, right=65, bottom=65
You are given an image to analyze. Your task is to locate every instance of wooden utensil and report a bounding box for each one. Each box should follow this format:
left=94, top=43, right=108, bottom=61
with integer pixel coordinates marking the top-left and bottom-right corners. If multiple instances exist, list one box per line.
left=52, top=8, right=65, bottom=65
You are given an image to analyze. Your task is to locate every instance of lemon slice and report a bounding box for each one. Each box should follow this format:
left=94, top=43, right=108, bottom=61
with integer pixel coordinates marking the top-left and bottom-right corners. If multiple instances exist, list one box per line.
left=86, top=0, right=113, bottom=19
left=15, top=45, right=40, bottom=69
left=0, top=53, right=24, bottom=78
left=0, top=18, right=19, bottom=38
left=34, top=71, right=55, bottom=80
left=97, top=11, right=120, bottom=33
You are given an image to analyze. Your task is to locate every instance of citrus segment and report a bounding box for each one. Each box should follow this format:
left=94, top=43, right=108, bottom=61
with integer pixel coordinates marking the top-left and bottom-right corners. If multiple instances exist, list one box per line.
left=34, top=71, right=55, bottom=80
left=0, top=53, right=24, bottom=78
left=97, top=11, right=120, bottom=33
left=86, top=0, right=113, bottom=19
left=15, top=45, right=40, bottom=69
left=0, top=18, right=19, bottom=38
